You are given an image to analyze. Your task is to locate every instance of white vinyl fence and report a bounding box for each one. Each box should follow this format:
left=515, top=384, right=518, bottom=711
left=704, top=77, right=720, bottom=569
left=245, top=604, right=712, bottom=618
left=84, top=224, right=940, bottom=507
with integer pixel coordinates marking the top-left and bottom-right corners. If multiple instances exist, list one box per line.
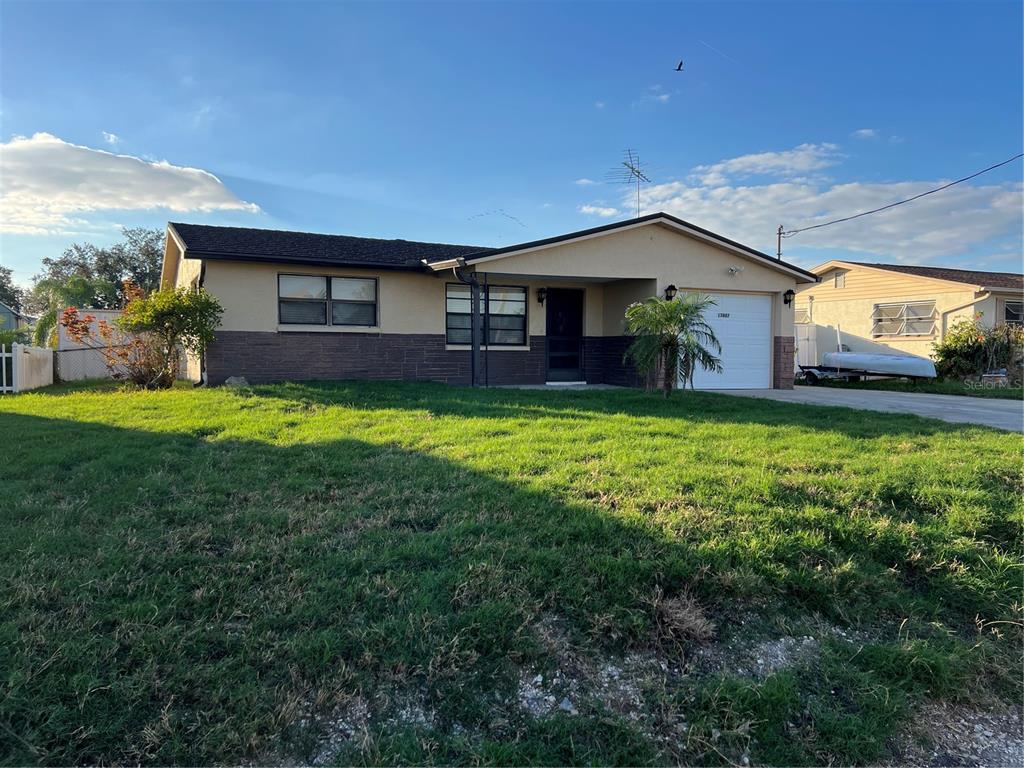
left=0, top=343, right=54, bottom=393
left=55, top=345, right=128, bottom=381
left=795, top=324, right=818, bottom=369
left=55, top=308, right=126, bottom=382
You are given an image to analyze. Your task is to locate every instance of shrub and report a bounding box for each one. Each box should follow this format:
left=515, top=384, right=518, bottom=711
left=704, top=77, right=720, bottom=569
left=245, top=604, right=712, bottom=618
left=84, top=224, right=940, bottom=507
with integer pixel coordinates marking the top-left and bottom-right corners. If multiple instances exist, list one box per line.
left=624, top=294, right=722, bottom=396
left=61, top=282, right=222, bottom=389
left=0, top=321, right=30, bottom=347
left=933, top=317, right=1024, bottom=380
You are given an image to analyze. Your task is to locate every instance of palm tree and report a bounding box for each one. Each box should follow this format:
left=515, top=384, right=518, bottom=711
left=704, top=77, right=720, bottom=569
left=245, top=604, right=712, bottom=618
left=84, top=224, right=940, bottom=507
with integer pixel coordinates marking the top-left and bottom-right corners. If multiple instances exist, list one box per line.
left=624, top=293, right=723, bottom=397
left=30, top=276, right=116, bottom=347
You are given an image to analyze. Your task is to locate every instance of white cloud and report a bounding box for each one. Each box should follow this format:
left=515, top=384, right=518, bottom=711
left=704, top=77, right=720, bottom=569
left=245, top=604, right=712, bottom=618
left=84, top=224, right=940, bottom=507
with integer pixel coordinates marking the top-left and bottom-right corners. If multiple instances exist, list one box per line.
left=637, top=149, right=1023, bottom=262
left=574, top=178, right=598, bottom=186
left=692, top=143, right=841, bottom=186
left=851, top=128, right=878, bottom=139
left=636, top=85, right=672, bottom=106
left=0, top=132, right=260, bottom=235
left=594, top=100, right=605, bottom=109
left=578, top=204, right=619, bottom=218
left=101, top=131, right=121, bottom=146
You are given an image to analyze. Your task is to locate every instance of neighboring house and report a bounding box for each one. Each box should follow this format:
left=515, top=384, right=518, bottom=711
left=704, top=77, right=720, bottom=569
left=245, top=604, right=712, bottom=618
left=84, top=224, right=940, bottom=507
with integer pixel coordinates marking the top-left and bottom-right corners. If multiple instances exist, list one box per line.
left=795, top=260, right=1023, bottom=361
left=160, top=212, right=818, bottom=389
left=0, top=301, right=33, bottom=332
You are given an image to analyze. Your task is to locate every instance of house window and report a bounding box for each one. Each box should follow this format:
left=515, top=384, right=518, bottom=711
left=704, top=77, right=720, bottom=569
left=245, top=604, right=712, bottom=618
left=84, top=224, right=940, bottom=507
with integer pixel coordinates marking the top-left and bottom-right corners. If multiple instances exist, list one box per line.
left=278, top=274, right=377, bottom=327
left=446, top=284, right=527, bottom=345
left=871, top=301, right=936, bottom=337
left=833, top=272, right=846, bottom=289
left=794, top=306, right=810, bottom=324
left=1004, top=301, right=1023, bottom=327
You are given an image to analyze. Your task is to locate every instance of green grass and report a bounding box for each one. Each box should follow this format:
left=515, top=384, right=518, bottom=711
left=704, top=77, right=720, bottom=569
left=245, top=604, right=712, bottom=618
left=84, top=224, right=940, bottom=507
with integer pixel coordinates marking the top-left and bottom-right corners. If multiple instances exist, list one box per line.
left=1, top=380, right=1021, bottom=765
left=811, top=376, right=1024, bottom=399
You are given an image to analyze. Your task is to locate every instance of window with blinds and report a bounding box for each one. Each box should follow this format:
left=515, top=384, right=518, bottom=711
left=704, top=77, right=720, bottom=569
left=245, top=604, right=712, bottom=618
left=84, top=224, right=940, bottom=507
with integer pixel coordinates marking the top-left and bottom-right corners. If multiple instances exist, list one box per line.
left=445, top=284, right=527, bottom=345
left=278, top=274, right=377, bottom=327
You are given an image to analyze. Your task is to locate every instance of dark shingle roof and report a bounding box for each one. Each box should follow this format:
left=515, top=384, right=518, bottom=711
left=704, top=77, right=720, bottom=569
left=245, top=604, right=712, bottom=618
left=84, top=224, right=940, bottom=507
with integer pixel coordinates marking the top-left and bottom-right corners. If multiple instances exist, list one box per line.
left=170, top=222, right=491, bottom=270
left=847, top=261, right=1023, bottom=290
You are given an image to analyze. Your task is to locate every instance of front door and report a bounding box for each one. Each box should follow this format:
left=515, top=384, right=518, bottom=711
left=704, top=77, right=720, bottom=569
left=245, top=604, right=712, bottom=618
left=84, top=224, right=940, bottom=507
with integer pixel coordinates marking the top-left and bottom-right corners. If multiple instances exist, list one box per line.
left=545, top=288, right=584, bottom=382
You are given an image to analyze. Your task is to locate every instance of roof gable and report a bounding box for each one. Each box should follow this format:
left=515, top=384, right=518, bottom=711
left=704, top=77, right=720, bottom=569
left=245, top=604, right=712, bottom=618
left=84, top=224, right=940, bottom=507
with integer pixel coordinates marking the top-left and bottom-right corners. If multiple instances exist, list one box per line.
left=432, top=213, right=817, bottom=282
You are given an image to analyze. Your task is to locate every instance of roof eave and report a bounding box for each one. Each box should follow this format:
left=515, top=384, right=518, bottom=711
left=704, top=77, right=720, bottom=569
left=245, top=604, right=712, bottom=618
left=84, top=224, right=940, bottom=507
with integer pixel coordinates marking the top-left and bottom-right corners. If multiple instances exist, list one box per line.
left=183, top=250, right=429, bottom=272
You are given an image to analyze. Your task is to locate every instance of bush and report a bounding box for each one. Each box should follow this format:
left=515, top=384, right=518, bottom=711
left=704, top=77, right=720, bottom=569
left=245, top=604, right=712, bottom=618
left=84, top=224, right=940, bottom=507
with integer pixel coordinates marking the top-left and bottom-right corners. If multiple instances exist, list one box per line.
left=0, top=325, right=30, bottom=347
left=933, top=317, right=1024, bottom=381
left=61, top=282, right=222, bottom=389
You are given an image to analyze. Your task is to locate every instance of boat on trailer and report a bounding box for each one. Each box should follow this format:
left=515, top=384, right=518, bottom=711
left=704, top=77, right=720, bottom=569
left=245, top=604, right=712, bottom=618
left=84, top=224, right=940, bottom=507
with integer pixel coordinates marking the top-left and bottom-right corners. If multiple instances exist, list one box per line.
left=800, top=352, right=936, bottom=384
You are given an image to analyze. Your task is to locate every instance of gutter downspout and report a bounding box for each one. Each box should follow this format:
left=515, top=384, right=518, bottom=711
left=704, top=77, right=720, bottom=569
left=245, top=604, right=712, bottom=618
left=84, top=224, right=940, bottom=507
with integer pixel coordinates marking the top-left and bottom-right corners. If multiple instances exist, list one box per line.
left=451, top=259, right=482, bottom=387
left=940, top=291, right=989, bottom=341
left=196, top=258, right=208, bottom=387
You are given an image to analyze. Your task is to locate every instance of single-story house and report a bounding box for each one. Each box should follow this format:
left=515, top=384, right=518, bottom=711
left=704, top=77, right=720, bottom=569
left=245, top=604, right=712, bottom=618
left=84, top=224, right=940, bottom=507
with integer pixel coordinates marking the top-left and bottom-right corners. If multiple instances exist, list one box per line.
left=0, top=301, right=32, bottom=332
left=160, top=212, right=818, bottom=389
left=795, top=260, right=1023, bottom=361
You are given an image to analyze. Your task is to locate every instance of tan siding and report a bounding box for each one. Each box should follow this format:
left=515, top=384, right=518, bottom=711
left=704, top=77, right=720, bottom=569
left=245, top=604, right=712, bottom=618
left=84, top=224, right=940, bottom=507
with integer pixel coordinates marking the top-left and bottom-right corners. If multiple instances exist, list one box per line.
left=799, top=265, right=963, bottom=302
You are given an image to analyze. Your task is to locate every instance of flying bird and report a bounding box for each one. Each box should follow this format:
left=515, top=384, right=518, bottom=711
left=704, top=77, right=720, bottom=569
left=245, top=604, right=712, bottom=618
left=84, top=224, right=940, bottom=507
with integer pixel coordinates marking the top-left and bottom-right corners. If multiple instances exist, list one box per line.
left=675, top=60, right=684, bottom=71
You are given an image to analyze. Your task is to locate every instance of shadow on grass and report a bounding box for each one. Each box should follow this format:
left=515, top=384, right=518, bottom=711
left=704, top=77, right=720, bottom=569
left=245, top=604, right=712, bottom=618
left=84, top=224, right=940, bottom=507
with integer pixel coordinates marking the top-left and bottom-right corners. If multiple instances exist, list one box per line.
left=245, top=378, right=993, bottom=439
left=1, top=405, right=1018, bottom=766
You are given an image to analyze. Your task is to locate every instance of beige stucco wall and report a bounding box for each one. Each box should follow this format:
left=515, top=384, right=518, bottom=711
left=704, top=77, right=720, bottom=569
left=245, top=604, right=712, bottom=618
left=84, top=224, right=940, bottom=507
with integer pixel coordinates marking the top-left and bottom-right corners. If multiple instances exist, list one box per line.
left=476, top=224, right=799, bottom=339
left=980, top=292, right=1024, bottom=327
left=200, top=259, right=610, bottom=344
left=799, top=291, right=980, bottom=358
left=602, top=279, right=658, bottom=335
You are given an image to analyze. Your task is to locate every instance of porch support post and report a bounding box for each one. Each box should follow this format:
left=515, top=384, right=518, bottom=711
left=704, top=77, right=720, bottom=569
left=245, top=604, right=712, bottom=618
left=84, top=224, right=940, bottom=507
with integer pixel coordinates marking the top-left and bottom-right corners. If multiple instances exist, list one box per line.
left=453, top=262, right=482, bottom=387
left=469, top=279, right=482, bottom=387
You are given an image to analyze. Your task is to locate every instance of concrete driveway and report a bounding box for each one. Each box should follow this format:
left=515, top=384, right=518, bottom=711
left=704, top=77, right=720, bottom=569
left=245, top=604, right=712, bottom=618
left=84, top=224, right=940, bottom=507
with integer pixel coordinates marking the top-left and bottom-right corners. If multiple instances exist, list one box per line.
left=717, top=386, right=1023, bottom=432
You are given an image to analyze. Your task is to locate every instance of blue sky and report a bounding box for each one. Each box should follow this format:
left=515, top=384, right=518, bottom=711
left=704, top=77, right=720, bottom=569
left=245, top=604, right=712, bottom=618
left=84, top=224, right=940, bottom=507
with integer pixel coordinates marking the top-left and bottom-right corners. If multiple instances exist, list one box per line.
left=1, top=0, right=1021, bottom=285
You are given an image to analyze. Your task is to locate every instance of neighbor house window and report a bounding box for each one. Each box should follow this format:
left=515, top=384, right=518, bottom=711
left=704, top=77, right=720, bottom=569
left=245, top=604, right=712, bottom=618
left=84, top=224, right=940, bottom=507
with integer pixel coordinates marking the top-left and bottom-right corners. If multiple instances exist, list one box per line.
left=1004, top=300, right=1023, bottom=327
left=794, top=306, right=810, bottom=324
left=871, top=301, right=936, bottom=337
left=278, top=275, right=377, bottom=327
left=446, top=284, right=527, bottom=345
left=833, top=272, right=846, bottom=289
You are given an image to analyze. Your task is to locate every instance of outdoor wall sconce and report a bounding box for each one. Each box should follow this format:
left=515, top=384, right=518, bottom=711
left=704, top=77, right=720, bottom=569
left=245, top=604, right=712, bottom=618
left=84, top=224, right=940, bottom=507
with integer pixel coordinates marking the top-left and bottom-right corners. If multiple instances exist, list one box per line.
left=664, top=284, right=678, bottom=301
left=783, top=289, right=796, bottom=305
left=537, top=287, right=547, bottom=306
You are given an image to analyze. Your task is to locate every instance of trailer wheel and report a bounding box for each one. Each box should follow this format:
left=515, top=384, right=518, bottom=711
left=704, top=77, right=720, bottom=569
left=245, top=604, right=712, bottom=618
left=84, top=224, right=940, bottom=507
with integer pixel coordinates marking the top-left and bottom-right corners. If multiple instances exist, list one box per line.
left=805, top=371, right=820, bottom=385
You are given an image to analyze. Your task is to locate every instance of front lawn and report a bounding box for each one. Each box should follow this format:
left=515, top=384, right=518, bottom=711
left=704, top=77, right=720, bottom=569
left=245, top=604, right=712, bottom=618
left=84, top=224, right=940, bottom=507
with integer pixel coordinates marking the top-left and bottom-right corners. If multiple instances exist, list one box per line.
left=2, top=381, right=1020, bottom=766
left=809, top=376, right=1024, bottom=399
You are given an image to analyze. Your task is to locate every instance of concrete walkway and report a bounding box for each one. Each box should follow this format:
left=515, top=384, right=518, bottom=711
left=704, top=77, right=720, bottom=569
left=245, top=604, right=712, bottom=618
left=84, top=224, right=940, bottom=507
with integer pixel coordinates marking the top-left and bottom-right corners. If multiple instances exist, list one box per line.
left=717, top=386, right=1024, bottom=433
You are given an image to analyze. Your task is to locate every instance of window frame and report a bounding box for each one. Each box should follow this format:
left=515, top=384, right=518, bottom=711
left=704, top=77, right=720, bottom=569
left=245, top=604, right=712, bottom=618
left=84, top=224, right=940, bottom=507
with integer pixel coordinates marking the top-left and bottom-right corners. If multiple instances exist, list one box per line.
left=833, top=272, right=846, bottom=289
left=870, top=300, right=937, bottom=338
left=445, top=283, right=528, bottom=347
left=1004, top=300, right=1023, bottom=327
left=277, top=273, right=378, bottom=328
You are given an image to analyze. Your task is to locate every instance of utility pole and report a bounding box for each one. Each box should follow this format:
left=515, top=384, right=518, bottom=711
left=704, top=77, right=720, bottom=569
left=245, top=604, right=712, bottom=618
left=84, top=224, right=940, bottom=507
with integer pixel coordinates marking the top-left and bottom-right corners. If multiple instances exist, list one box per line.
left=777, top=225, right=784, bottom=259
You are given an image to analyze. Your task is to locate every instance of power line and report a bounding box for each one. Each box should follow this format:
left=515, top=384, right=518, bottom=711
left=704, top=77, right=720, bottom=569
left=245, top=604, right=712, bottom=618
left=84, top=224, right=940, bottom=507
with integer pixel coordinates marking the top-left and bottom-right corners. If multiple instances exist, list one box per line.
left=780, top=152, right=1023, bottom=239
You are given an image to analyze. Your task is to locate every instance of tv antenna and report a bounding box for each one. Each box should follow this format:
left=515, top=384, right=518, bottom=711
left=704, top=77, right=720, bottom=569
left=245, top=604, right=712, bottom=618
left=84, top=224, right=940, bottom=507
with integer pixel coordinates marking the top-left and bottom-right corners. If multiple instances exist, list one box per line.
left=605, top=149, right=651, bottom=218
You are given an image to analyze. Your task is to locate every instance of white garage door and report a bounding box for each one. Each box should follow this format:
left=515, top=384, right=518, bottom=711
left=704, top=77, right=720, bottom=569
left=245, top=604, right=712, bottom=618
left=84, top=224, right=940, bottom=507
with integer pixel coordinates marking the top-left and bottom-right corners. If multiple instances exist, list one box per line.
left=685, top=293, right=772, bottom=390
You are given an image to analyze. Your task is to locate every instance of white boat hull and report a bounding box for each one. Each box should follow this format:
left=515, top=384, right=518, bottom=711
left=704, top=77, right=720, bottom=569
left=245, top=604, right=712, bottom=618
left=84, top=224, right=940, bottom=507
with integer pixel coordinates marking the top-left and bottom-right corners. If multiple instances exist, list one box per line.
left=821, top=352, right=937, bottom=378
